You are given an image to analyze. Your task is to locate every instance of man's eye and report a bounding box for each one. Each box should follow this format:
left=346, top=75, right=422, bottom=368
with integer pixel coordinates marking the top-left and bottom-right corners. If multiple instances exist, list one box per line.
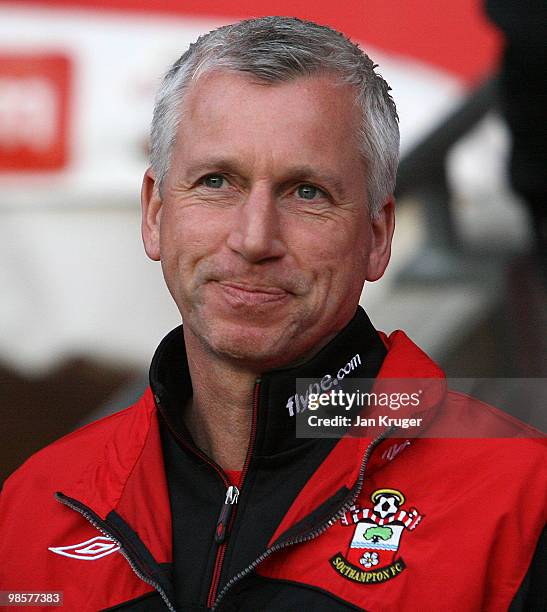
left=296, top=184, right=325, bottom=200
left=201, top=174, right=226, bottom=188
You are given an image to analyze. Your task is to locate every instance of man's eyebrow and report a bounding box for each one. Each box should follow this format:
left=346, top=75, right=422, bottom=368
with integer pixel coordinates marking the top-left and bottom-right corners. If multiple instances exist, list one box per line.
left=183, top=158, right=245, bottom=178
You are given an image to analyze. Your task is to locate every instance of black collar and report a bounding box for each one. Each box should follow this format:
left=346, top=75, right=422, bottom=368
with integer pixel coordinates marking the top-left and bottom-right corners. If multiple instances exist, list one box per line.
left=150, top=306, right=386, bottom=459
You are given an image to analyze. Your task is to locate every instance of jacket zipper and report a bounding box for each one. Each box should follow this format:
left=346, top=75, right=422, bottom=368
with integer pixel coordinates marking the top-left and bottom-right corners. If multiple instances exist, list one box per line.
left=206, top=378, right=261, bottom=608
left=211, top=429, right=390, bottom=611
left=214, top=485, right=240, bottom=544
left=55, top=493, right=177, bottom=612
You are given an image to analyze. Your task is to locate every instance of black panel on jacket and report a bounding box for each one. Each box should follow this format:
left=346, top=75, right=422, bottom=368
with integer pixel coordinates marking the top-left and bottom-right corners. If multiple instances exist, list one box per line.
left=100, top=575, right=365, bottom=612
left=217, top=574, right=364, bottom=611
left=509, top=525, right=546, bottom=612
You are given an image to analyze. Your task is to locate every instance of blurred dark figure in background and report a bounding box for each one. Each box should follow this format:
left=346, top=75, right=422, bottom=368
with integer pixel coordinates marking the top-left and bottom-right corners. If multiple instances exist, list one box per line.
left=485, top=0, right=547, bottom=278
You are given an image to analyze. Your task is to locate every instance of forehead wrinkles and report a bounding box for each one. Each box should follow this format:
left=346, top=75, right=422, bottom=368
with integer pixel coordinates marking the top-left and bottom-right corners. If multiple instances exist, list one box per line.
left=182, top=71, right=360, bottom=142
left=168, top=71, right=367, bottom=201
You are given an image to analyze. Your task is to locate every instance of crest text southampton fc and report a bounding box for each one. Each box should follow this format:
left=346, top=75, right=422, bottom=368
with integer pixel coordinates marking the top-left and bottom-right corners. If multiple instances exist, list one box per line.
left=330, top=488, right=423, bottom=584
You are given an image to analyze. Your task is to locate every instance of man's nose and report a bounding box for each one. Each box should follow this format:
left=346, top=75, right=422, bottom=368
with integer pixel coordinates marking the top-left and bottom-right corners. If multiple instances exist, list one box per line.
left=226, top=186, right=287, bottom=262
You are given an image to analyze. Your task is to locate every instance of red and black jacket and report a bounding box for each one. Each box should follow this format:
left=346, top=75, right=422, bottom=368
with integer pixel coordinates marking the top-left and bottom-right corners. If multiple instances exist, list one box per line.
left=1, top=308, right=545, bottom=611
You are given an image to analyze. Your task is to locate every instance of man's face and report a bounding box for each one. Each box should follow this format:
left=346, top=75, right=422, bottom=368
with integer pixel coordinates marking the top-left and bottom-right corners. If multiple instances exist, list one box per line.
left=142, top=71, right=394, bottom=370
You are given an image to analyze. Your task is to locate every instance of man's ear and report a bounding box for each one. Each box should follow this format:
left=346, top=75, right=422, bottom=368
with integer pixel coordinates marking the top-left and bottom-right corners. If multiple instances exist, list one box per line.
left=141, top=167, right=162, bottom=261
left=366, top=197, right=395, bottom=281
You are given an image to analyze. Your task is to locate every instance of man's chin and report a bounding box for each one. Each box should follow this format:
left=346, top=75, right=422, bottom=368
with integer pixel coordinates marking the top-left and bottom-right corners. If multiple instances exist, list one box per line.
left=195, top=318, right=302, bottom=369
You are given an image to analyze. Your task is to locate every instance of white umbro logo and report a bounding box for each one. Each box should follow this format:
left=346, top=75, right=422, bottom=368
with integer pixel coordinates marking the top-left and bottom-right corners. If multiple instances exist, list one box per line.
left=48, top=536, right=120, bottom=560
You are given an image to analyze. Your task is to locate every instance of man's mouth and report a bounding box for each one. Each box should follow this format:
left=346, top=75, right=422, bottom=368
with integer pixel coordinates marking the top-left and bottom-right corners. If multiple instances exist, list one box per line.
left=213, top=280, right=290, bottom=306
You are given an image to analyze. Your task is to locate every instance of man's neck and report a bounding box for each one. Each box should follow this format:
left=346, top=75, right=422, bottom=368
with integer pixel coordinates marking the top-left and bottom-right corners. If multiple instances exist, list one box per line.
left=182, top=329, right=258, bottom=471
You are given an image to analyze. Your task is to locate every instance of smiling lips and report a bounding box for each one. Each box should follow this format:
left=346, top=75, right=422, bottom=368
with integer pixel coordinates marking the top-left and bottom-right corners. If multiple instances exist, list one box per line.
left=214, top=280, right=290, bottom=306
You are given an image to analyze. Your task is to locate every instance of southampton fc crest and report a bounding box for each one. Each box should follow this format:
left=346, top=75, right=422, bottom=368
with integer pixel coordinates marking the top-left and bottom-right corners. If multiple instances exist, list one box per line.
left=330, top=488, right=423, bottom=584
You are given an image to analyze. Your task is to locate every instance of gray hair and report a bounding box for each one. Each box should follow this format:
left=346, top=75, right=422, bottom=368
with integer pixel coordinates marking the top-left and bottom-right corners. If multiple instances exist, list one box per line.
left=150, top=16, right=399, bottom=216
